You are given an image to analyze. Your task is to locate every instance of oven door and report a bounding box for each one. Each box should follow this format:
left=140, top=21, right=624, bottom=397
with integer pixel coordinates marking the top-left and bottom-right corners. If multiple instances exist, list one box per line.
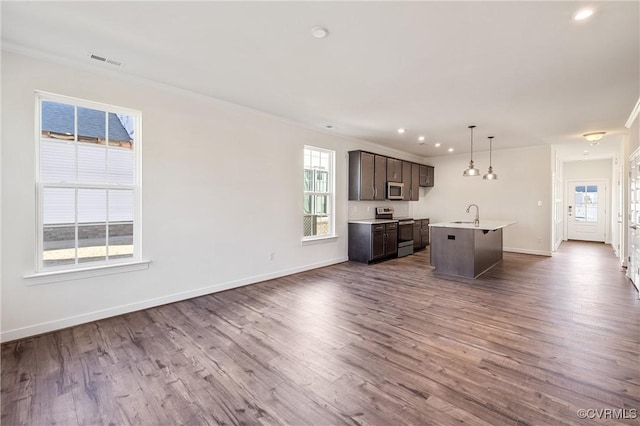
left=398, top=220, right=415, bottom=244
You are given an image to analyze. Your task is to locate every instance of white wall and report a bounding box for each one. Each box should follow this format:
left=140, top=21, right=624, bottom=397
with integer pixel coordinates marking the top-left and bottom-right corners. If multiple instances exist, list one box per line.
left=551, top=148, right=564, bottom=251
left=563, top=159, right=613, bottom=180
left=412, top=145, right=554, bottom=256
left=0, top=50, right=427, bottom=342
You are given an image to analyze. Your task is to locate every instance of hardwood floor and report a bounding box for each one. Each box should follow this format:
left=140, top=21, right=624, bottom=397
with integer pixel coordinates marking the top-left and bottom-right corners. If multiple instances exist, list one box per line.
left=2, top=241, right=639, bottom=425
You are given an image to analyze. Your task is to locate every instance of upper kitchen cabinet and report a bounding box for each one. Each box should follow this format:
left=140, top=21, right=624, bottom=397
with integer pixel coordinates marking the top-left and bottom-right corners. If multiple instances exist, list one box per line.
left=349, top=151, right=387, bottom=201
left=401, top=161, right=421, bottom=200
left=387, top=158, right=402, bottom=182
left=410, top=163, right=420, bottom=200
left=419, top=165, right=435, bottom=187
left=401, top=161, right=411, bottom=200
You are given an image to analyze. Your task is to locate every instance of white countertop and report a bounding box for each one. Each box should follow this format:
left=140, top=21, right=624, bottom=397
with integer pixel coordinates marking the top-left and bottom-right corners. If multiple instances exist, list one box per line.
left=429, top=220, right=517, bottom=231
left=348, top=219, right=398, bottom=225
left=349, top=217, right=430, bottom=225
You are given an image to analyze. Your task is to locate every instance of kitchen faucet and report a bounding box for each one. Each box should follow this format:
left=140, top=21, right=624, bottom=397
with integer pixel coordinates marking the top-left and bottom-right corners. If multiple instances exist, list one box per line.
left=467, top=204, right=479, bottom=227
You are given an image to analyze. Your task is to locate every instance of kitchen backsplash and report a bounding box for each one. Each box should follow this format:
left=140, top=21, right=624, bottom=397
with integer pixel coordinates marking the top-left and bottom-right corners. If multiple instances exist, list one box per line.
left=348, top=201, right=411, bottom=220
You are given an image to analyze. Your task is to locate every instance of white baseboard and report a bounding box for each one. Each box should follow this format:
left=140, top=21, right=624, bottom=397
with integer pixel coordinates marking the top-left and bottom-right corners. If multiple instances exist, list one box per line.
left=0, top=257, right=348, bottom=343
left=554, top=239, right=563, bottom=252
left=504, top=247, right=553, bottom=256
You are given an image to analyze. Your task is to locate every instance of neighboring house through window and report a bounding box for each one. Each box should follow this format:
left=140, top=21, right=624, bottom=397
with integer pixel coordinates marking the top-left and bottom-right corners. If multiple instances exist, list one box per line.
left=36, top=92, right=142, bottom=271
left=303, top=146, right=335, bottom=239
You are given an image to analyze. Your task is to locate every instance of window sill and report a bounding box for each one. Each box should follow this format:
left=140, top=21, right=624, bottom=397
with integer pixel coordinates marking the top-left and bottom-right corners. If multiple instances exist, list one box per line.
left=301, top=235, right=339, bottom=246
left=24, top=260, right=151, bottom=286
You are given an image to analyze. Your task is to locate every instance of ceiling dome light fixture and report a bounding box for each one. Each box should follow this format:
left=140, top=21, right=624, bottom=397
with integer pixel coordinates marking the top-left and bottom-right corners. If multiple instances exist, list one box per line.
left=573, top=8, right=595, bottom=21
left=463, top=125, right=480, bottom=177
left=311, top=27, right=329, bottom=38
left=483, top=136, right=498, bottom=180
left=583, top=131, right=606, bottom=142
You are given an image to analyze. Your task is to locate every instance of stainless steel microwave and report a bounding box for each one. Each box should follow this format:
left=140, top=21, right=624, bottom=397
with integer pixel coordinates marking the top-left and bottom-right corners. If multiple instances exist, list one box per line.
left=387, top=181, right=404, bottom=200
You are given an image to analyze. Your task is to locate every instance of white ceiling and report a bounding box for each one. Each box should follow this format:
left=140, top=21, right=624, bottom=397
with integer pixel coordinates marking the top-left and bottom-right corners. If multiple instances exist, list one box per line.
left=2, top=1, right=638, bottom=157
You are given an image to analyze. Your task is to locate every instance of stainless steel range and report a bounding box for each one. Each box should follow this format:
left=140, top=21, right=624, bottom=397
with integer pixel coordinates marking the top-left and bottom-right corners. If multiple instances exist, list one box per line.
left=375, top=207, right=415, bottom=257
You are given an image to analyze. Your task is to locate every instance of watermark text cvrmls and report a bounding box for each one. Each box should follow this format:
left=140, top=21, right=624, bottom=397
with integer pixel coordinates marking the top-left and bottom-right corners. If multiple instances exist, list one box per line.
left=577, top=408, right=638, bottom=420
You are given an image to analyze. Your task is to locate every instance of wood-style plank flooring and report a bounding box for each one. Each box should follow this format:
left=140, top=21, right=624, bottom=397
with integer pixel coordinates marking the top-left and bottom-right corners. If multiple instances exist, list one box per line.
left=2, top=241, right=639, bottom=425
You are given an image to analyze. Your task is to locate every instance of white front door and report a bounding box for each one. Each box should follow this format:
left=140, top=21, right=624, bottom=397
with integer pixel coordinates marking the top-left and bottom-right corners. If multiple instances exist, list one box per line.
left=567, top=180, right=607, bottom=242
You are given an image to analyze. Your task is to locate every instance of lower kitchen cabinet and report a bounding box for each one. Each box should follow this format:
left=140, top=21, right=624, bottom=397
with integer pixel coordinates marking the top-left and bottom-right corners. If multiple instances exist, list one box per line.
left=349, top=222, right=398, bottom=263
left=413, top=218, right=430, bottom=250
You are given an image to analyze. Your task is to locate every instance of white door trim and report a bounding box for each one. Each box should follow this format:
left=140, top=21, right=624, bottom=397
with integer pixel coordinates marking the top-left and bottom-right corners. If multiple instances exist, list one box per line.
left=564, top=179, right=609, bottom=242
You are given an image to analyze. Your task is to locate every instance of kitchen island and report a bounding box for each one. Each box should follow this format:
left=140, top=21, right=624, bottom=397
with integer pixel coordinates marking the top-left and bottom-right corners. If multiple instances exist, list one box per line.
left=429, top=220, right=516, bottom=278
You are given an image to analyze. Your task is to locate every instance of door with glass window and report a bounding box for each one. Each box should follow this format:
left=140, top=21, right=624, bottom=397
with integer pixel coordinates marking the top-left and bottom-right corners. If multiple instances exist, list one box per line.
left=567, top=180, right=607, bottom=242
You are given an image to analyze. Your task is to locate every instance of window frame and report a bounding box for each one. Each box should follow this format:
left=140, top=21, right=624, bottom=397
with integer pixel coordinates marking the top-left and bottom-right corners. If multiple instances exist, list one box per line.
left=303, top=145, right=336, bottom=241
left=34, top=91, right=143, bottom=273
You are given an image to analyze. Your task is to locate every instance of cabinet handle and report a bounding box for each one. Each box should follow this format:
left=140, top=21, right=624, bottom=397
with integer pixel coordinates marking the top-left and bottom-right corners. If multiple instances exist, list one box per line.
left=374, top=187, right=377, bottom=198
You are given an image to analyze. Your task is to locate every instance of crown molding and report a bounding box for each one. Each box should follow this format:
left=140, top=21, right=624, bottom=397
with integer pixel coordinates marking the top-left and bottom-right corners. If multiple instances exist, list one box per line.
left=626, top=97, right=640, bottom=128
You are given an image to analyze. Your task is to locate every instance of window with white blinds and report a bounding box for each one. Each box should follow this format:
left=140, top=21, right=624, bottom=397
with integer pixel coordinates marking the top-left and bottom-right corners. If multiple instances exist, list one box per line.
left=36, top=92, right=142, bottom=271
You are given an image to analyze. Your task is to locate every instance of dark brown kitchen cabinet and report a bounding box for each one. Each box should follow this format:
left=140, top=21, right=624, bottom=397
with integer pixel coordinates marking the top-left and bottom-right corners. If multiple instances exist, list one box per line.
left=401, top=161, right=411, bottom=201
left=349, top=150, right=434, bottom=201
left=413, top=221, right=421, bottom=251
left=385, top=222, right=398, bottom=256
left=419, top=165, right=435, bottom=187
left=373, top=155, right=387, bottom=200
left=371, top=225, right=385, bottom=259
left=349, top=151, right=386, bottom=201
left=413, top=218, right=430, bottom=250
left=348, top=222, right=398, bottom=263
left=402, top=162, right=421, bottom=200
left=410, top=163, right=420, bottom=201
left=387, top=158, right=402, bottom=182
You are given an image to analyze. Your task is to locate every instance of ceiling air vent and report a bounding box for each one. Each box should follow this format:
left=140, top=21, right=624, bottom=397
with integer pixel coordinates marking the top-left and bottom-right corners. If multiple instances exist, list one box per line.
left=88, top=53, right=123, bottom=68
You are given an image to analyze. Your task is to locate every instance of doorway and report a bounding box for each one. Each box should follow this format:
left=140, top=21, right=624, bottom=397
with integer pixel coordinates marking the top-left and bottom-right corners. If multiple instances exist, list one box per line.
left=566, top=180, right=607, bottom=242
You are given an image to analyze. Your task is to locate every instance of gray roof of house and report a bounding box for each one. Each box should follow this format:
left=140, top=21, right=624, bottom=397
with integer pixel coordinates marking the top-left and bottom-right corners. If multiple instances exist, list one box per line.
left=42, top=101, right=132, bottom=142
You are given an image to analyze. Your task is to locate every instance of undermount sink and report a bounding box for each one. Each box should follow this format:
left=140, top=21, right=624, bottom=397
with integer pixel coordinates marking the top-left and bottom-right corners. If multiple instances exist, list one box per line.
left=451, top=221, right=475, bottom=224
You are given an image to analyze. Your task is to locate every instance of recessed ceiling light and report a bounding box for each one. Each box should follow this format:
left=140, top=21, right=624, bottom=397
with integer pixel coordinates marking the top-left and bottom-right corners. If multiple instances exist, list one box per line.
left=418, top=136, right=425, bottom=141
left=325, top=125, right=333, bottom=129
left=398, top=128, right=406, bottom=134
left=435, top=143, right=441, bottom=147
left=584, top=150, right=589, bottom=153
left=311, top=27, right=329, bottom=38
left=573, top=8, right=594, bottom=21
left=448, top=148, right=454, bottom=152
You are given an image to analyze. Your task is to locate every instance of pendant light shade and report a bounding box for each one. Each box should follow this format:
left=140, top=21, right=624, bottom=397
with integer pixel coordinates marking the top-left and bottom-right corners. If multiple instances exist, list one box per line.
left=483, top=136, right=498, bottom=180
left=463, top=125, right=480, bottom=176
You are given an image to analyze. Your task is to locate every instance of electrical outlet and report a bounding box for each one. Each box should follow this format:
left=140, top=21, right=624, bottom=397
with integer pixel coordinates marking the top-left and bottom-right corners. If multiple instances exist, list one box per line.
left=269, top=252, right=275, bottom=261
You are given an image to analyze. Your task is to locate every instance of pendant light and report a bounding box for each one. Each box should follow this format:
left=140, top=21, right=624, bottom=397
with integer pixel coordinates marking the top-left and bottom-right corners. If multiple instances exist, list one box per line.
left=463, top=125, right=480, bottom=176
left=483, top=136, right=498, bottom=180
